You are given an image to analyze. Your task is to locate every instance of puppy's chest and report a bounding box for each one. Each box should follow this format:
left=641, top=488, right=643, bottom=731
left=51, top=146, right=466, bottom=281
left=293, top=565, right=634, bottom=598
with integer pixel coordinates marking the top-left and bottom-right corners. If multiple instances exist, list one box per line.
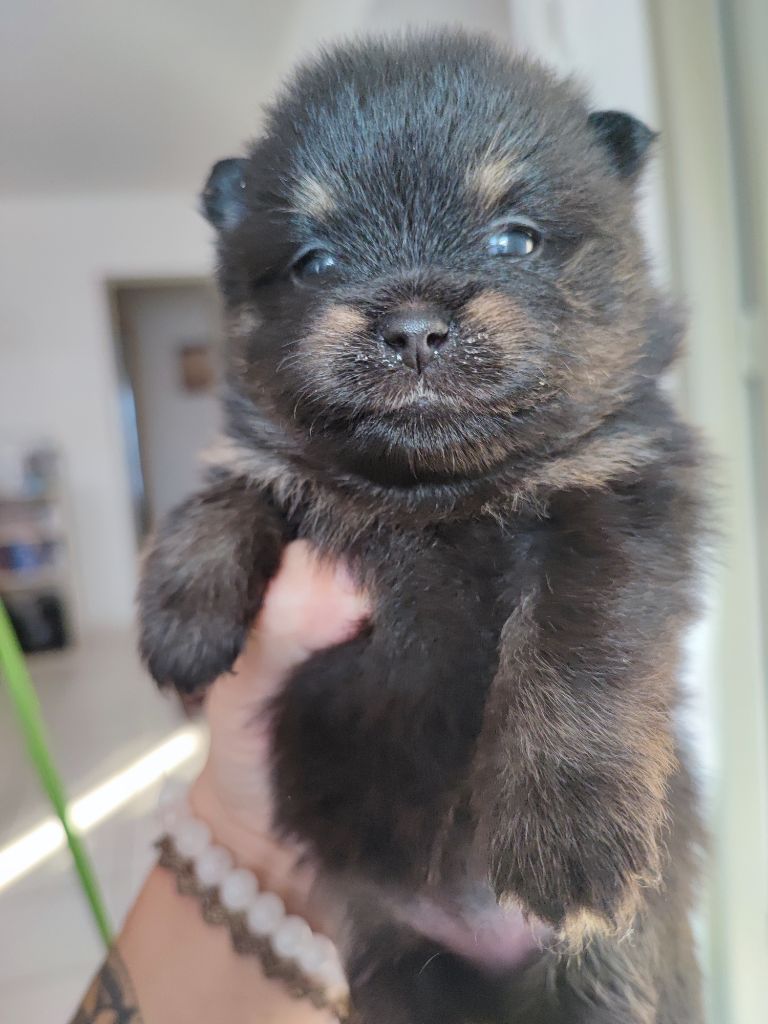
left=292, top=498, right=547, bottom=618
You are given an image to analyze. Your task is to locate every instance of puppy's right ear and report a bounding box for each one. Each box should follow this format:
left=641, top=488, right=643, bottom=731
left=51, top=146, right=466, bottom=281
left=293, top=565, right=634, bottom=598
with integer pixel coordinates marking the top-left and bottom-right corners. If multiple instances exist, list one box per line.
left=587, top=111, right=657, bottom=179
left=201, top=158, right=249, bottom=230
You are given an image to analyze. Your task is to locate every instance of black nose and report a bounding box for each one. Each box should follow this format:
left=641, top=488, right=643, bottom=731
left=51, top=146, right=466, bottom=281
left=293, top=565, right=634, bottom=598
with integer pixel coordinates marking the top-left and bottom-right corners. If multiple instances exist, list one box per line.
left=379, top=305, right=451, bottom=373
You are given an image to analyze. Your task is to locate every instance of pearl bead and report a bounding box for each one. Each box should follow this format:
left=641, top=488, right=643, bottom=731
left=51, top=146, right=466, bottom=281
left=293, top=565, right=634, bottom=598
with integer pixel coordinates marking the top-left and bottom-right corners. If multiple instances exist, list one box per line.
left=246, top=892, right=285, bottom=935
left=220, top=868, right=258, bottom=912
left=174, top=818, right=211, bottom=858
left=272, top=915, right=314, bottom=960
left=312, top=935, right=338, bottom=961
left=159, top=794, right=349, bottom=995
left=296, top=935, right=334, bottom=976
left=194, top=845, right=233, bottom=888
left=320, top=959, right=347, bottom=993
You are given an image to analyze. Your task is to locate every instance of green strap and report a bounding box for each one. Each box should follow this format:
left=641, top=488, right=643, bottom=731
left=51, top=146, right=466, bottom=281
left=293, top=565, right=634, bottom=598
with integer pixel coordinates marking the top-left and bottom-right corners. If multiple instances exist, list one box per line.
left=0, top=599, right=112, bottom=946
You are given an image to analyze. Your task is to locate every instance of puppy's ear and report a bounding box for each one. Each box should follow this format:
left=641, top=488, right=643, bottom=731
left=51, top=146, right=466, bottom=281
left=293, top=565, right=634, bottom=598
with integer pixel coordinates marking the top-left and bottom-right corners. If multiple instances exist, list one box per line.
left=201, top=158, right=249, bottom=230
left=588, top=111, right=657, bottom=179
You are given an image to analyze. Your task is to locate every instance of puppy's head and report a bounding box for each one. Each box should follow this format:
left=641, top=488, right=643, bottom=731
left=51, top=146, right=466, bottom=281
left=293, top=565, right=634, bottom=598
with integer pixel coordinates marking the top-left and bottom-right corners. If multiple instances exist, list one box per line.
left=205, top=34, right=659, bottom=486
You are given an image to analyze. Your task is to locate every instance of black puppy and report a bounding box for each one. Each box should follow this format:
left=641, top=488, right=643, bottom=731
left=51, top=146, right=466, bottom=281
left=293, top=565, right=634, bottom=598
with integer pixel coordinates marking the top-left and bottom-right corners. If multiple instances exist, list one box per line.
left=140, top=33, right=706, bottom=1023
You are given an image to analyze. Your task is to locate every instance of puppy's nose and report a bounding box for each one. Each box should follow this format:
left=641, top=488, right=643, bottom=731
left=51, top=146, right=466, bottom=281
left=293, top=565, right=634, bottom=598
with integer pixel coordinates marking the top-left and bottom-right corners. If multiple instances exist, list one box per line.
left=379, top=305, right=451, bottom=373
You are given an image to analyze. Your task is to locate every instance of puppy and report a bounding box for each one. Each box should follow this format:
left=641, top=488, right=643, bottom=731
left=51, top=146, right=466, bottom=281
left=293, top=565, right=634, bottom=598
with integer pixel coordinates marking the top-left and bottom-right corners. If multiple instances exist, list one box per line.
left=140, top=33, right=706, bottom=1024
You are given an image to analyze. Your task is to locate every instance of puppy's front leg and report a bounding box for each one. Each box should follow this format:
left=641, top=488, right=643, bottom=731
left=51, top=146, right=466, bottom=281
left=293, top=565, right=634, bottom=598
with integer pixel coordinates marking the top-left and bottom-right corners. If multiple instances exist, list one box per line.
left=473, top=481, right=698, bottom=945
left=138, top=475, right=286, bottom=694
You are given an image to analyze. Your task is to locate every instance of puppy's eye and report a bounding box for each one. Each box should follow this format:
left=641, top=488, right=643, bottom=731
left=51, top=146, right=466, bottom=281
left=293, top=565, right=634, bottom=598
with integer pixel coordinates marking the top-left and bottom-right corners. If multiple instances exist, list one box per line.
left=292, top=248, right=338, bottom=282
left=487, top=223, right=540, bottom=258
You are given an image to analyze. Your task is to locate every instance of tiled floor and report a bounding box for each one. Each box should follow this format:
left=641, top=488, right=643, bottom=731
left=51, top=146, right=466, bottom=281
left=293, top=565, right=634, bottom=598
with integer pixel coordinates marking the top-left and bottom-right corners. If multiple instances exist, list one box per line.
left=0, top=632, right=205, bottom=1023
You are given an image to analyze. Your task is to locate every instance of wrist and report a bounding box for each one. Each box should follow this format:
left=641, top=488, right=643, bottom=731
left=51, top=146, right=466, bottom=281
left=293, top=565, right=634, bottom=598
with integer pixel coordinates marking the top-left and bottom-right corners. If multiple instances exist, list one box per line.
left=120, top=867, right=337, bottom=1024
left=187, top=765, right=320, bottom=926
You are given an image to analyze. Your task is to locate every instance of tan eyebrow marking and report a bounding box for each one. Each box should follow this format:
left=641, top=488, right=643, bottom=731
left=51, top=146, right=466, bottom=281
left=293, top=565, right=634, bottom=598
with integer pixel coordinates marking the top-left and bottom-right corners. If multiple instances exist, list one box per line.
left=467, top=157, right=516, bottom=210
left=292, top=175, right=336, bottom=218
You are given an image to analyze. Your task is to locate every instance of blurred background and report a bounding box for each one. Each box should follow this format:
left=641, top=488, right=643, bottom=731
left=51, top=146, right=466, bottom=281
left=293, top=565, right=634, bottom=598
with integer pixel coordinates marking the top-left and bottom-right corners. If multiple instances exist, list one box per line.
left=0, top=1, right=765, bottom=1021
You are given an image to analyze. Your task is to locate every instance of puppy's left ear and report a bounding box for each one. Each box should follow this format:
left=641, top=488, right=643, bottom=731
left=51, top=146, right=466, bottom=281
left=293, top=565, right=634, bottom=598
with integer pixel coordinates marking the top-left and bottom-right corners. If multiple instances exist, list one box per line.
left=588, top=111, right=658, bottom=179
left=201, top=157, right=249, bottom=230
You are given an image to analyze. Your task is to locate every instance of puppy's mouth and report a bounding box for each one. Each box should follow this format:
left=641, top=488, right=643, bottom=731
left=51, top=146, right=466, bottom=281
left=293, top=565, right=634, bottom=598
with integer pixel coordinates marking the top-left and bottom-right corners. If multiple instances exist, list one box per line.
left=345, top=342, right=549, bottom=419
left=383, top=376, right=463, bottom=411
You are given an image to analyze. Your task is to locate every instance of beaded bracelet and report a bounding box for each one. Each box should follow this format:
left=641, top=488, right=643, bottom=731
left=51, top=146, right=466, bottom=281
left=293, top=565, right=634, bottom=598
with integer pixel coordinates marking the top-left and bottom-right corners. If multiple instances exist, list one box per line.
left=157, top=785, right=352, bottom=1022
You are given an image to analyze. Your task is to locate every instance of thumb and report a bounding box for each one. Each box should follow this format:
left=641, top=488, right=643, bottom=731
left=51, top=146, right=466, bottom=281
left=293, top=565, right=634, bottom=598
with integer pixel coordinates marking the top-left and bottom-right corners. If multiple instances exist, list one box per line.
left=218, top=541, right=371, bottom=709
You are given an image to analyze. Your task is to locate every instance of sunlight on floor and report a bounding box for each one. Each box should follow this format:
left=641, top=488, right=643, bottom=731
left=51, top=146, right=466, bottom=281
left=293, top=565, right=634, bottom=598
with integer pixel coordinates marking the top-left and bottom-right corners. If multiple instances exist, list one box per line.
left=0, top=632, right=206, bottom=1024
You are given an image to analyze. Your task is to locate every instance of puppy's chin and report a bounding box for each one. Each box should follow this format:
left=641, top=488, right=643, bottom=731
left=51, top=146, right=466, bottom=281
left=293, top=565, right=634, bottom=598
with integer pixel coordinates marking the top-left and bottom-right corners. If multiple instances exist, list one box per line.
left=309, top=409, right=511, bottom=489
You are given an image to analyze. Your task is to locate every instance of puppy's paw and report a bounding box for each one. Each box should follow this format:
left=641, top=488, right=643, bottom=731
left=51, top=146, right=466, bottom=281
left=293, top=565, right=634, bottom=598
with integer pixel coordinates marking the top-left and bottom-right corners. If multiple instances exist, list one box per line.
left=137, top=480, right=285, bottom=694
left=139, top=590, right=251, bottom=694
left=490, top=782, right=665, bottom=951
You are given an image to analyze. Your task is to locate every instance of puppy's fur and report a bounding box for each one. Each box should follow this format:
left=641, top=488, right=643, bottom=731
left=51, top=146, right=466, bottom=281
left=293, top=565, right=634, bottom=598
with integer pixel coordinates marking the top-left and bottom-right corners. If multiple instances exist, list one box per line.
left=140, top=34, right=706, bottom=1023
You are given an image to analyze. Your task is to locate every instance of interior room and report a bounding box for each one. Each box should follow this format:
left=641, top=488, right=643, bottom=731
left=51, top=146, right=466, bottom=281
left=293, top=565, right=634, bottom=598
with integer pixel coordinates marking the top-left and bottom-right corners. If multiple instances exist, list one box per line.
left=0, top=2, right=765, bottom=1022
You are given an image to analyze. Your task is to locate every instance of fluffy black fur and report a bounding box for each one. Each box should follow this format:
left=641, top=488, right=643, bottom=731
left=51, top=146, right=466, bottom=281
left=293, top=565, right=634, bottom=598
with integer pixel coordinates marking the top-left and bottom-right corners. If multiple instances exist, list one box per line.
left=139, top=33, right=706, bottom=1023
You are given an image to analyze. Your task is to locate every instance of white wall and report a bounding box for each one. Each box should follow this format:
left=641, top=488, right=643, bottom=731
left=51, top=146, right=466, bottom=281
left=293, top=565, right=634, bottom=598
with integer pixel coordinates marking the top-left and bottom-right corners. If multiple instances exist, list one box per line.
left=0, top=195, right=215, bottom=632
left=508, top=0, right=670, bottom=283
left=0, top=1, right=513, bottom=195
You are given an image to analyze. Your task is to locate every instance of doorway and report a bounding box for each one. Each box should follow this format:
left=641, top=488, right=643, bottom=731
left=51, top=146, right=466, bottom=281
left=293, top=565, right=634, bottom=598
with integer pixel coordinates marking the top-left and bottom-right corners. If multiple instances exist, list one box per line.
left=110, top=279, right=224, bottom=541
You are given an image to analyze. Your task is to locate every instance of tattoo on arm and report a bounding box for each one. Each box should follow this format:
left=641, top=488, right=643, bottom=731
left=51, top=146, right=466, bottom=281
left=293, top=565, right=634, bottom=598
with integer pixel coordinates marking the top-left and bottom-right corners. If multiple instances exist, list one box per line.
left=69, top=947, right=143, bottom=1024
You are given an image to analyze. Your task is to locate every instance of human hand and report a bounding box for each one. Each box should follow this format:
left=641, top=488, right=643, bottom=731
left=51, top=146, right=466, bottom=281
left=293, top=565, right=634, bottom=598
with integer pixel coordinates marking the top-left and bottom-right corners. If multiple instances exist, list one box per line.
left=188, top=540, right=370, bottom=921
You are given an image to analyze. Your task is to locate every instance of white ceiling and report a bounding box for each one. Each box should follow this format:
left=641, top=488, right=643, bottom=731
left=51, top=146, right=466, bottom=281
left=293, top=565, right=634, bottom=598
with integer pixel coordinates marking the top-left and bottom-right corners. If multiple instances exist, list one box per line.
left=0, top=0, right=511, bottom=196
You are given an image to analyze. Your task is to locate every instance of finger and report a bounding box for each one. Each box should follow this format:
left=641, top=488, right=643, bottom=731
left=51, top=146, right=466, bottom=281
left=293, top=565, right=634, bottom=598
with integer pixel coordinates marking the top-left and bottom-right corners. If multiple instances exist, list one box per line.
left=260, top=540, right=370, bottom=653
left=223, top=540, right=371, bottom=699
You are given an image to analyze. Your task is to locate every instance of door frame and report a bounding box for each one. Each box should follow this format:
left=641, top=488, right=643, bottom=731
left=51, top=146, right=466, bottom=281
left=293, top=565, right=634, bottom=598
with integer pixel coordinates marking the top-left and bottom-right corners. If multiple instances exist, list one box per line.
left=106, top=276, right=215, bottom=545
